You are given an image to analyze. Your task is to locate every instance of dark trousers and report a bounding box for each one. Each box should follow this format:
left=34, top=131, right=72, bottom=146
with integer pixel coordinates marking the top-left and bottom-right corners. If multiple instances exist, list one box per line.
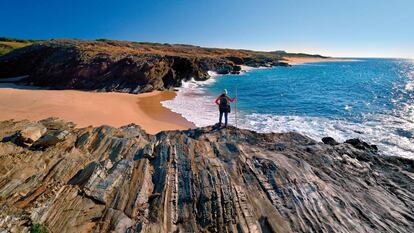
left=219, top=110, right=228, bottom=126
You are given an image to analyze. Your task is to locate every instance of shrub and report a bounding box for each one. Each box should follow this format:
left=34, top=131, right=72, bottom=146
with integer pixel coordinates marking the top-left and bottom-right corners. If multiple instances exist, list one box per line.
left=30, top=223, right=48, bottom=233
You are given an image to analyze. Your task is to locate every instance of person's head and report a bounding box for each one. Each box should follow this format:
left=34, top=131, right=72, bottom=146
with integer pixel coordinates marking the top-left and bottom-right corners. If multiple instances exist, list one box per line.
left=222, top=89, right=228, bottom=95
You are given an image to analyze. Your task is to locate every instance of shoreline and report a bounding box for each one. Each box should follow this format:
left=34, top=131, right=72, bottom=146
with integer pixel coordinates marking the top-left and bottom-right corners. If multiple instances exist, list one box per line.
left=283, top=57, right=360, bottom=65
left=239, top=57, right=344, bottom=72
left=0, top=84, right=195, bottom=135
left=283, top=56, right=339, bottom=65
left=0, top=57, right=348, bottom=135
left=161, top=57, right=345, bottom=127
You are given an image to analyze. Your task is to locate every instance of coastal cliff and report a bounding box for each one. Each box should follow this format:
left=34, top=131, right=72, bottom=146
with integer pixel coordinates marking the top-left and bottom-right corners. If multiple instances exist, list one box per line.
left=0, top=39, right=295, bottom=94
left=0, top=118, right=413, bottom=232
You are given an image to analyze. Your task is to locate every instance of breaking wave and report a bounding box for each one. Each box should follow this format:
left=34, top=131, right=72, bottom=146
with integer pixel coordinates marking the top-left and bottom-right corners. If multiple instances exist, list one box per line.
left=163, top=59, right=414, bottom=159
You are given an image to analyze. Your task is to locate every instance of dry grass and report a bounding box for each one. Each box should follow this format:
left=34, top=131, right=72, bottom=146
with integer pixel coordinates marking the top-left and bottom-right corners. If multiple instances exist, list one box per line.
left=0, top=37, right=328, bottom=61
left=0, top=41, right=32, bottom=56
left=0, top=41, right=30, bottom=48
left=76, top=40, right=281, bottom=59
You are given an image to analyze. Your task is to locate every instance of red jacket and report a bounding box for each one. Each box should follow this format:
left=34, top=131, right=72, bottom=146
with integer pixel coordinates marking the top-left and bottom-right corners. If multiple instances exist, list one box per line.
left=215, top=94, right=236, bottom=105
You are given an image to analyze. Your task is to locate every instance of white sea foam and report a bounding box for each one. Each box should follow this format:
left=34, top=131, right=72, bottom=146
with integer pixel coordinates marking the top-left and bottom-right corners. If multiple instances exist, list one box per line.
left=162, top=71, right=242, bottom=127
left=162, top=68, right=414, bottom=159
left=405, top=81, right=414, bottom=91
left=239, top=113, right=414, bottom=158
left=162, top=74, right=222, bottom=127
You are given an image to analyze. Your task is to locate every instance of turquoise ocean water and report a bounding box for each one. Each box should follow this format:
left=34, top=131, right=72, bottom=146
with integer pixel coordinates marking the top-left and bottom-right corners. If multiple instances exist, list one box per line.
left=163, top=59, right=414, bottom=158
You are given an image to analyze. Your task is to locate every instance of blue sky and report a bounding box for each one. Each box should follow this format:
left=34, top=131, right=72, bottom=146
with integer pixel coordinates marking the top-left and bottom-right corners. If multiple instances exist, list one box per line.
left=1, top=0, right=413, bottom=58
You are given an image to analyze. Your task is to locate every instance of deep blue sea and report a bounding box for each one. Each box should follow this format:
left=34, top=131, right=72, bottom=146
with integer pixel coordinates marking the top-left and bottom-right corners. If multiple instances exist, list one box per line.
left=163, top=59, right=414, bottom=158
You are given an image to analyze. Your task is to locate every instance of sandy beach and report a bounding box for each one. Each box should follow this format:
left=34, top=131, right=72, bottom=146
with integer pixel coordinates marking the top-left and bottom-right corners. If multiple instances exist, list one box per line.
left=283, top=56, right=339, bottom=64
left=239, top=57, right=341, bottom=71
left=0, top=84, right=195, bottom=134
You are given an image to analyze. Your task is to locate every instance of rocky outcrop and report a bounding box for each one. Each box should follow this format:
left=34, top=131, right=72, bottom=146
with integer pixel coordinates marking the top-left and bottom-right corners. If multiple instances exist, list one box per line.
left=0, top=40, right=292, bottom=94
left=0, top=118, right=413, bottom=232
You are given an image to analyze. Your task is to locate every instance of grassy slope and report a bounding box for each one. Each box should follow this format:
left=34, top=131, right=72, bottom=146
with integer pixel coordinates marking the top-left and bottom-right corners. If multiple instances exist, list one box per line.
left=78, top=39, right=275, bottom=59
left=0, top=37, right=33, bottom=56
left=0, top=37, right=329, bottom=60
left=89, top=39, right=328, bottom=59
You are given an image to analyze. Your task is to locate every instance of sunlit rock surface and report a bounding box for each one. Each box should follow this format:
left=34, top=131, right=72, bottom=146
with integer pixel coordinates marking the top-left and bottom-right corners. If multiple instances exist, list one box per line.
left=0, top=118, right=413, bottom=232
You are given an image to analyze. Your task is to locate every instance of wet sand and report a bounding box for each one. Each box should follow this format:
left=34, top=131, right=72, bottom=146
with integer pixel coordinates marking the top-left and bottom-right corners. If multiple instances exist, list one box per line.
left=0, top=84, right=195, bottom=134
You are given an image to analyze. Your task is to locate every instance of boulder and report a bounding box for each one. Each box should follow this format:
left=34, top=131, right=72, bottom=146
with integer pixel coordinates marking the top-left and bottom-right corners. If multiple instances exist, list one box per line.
left=345, top=138, right=378, bottom=152
left=322, top=136, right=339, bottom=146
left=31, top=130, right=69, bottom=149
left=215, top=64, right=234, bottom=74
left=16, top=123, right=46, bottom=146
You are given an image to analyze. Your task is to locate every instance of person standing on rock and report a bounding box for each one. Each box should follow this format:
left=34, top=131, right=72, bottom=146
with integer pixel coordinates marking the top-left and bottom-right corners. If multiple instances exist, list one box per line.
left=215, top=89, right=236, bottom=128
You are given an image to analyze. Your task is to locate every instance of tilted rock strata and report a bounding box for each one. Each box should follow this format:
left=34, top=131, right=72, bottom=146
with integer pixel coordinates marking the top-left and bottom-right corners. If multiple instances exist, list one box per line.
left=0, top=40, right=290, bottom=94
left=0, top=118, right=413, bottom=232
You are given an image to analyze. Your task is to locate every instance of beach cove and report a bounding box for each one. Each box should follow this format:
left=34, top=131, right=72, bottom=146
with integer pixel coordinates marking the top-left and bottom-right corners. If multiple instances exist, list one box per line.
left=0, top=85, right=195, bottom=134
left=0, top=55, right=334, bottom=135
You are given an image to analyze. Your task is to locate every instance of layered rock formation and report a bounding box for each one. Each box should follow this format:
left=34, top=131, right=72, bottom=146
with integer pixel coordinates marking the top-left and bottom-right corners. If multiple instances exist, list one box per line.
left=0, top=118, right=413, bottom=232
left=0, top=40, right=291, bottom=94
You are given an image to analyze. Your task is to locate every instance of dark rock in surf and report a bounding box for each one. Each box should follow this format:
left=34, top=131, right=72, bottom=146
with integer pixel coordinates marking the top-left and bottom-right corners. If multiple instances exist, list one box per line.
left=345, top=138, right=378, bottom=152
left=322, top=136, right=339, bottom=145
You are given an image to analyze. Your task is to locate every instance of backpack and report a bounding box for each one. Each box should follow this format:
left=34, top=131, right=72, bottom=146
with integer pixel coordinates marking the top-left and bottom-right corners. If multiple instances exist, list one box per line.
left=219, top=94, right=231, bottom=112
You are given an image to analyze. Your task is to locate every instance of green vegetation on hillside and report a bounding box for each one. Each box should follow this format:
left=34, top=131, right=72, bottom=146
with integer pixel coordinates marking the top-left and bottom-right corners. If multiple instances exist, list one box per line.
left=0, top=37, right=34, bottom=56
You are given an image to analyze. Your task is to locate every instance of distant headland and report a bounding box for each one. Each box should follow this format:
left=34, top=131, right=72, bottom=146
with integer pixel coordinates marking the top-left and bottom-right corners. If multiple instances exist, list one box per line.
left=0, top=37, right=331, bottom=94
